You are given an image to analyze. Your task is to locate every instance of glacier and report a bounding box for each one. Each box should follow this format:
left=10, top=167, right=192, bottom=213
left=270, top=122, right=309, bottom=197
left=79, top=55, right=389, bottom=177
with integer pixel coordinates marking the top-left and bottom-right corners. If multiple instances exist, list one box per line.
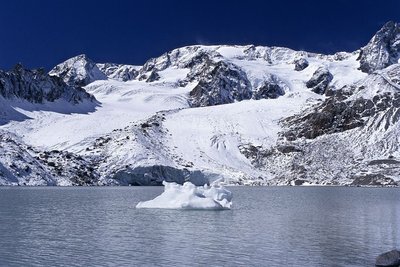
left=1, top=21, right=400, bottom=186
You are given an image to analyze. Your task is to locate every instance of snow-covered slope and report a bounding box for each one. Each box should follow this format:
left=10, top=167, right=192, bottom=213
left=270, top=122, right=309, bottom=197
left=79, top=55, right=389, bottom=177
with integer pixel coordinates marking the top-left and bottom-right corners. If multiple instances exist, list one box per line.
left=276, top=64, right=400, bottom=186
left=0, top=63, right=97, bottom=125
left=0, top=131, right=98, bottom=186
left=1, top=21, right=400, bottom=186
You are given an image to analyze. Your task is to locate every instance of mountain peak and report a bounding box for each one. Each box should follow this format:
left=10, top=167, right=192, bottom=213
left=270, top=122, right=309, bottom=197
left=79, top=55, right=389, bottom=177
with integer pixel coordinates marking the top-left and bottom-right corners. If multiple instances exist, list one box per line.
left=0, top=64, right=95, bottom=105
left=49, top=54, right=107, bottom=87
left=69, top=54, right=92, bottom=62
left=380, top=20, right=398, bottom=31
left=359, top=21, right=400, bottom=73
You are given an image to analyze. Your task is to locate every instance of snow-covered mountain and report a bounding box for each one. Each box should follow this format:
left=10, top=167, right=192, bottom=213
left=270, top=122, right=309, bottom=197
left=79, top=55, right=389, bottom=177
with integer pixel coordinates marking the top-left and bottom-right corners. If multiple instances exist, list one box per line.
left=0, top=63, right=97, bottom=125
left=49, top=54, right=140, bottom=86
left=96, top=63, right=140, bottom=82
left=1, top=21, right=400, bottom=186
left=359, top=21, right=400, bottom=73
left=0, top=63, right=94, bottom=104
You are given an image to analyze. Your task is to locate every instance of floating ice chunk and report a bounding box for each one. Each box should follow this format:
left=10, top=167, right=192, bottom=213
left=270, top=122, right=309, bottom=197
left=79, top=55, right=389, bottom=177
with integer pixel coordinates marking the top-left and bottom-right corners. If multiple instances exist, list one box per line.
left=136, top=181, right=232, bottom=210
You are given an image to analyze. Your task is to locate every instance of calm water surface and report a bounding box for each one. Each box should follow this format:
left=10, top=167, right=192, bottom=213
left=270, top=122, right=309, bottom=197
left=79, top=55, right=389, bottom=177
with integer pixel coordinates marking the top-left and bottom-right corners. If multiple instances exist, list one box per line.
left=0, top=186, right=399, bottom=266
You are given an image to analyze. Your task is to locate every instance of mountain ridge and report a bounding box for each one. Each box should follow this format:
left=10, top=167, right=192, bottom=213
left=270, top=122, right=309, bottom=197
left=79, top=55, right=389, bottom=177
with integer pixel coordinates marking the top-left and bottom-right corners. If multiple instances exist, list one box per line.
left=1, top=22, right=399, bottom=186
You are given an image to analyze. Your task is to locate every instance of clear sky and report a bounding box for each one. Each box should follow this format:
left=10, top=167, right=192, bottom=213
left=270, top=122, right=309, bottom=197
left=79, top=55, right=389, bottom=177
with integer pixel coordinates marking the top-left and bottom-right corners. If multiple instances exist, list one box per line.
left=0, top=0, right=399, bottom=70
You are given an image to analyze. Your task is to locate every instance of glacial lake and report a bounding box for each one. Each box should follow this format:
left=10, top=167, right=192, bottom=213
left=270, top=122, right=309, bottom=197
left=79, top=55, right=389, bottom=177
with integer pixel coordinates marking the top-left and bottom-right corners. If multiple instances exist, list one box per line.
left=0, top=186, right=399, bottom=266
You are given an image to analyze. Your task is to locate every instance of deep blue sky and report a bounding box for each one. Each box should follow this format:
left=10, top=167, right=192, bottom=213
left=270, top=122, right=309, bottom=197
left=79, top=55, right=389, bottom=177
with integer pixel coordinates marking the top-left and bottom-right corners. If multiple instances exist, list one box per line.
left=0, top=0, right=399, bottom=70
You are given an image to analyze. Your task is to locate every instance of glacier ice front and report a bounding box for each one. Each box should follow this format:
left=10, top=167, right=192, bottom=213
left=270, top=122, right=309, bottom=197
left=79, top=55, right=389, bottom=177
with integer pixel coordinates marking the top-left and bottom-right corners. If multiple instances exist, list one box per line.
left=136, top=181, right=233, bottom=210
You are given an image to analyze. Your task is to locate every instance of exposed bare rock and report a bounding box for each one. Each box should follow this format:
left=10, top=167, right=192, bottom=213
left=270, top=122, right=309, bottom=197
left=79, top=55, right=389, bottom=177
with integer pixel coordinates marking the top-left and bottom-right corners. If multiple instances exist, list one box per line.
left=306, top=67, right=333, bottom=94
left=359, top=21, right=400, bottom=73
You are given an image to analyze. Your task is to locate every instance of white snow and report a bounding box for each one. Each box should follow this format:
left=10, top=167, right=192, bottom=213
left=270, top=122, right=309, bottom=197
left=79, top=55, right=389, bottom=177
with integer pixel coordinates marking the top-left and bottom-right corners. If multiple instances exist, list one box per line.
left=136, top=181, right=232, bottom=210
left=49, top=54, right=107, bottom=83
left=1, top=79, right=191, bottom=152
left=0, top=44, right=375, bottom=186
left=156, top=67, right=191, bottom=83
left=162, top=94, right=313, bottom=182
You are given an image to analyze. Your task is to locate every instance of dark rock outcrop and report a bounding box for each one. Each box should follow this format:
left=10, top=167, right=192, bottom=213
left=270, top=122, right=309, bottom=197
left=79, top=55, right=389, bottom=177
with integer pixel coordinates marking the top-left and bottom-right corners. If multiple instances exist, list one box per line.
left=238, top=144, right=273, bottom=168
left=293, top=179, right=308, bottom=186
left=252, top=74, right=287, bottom=100
left=368, top=159, right=400, bottom=166
left=144, top=71, right=160, bottom=83
left=112, top=165, right=208, bottom=186
left=0, top=64, right=94, bottom=104
left=189, top=61, right=252, bottom=107
left=375, top=250, right=400, bottom=267
left=294, top=58, right=309, bottom=71
left=286, top=65, right=400, bottom=140
left=97, top=63, right=139, bottom=81
left=182, top=50, right=215, bottom=69
left=283, top=87, right=369, bottom=140
left=351, top=174, right=397, bottom=186
left=306, top=67, right=333, bottom=94
left=359, top=21, right=400, bottom=73
left=277, top=145, right=302, bottom=153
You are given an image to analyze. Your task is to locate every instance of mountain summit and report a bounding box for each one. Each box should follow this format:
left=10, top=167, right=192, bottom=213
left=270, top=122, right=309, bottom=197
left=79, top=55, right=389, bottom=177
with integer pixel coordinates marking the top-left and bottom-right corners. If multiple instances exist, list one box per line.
left=359, top=21, right=400, bottom=73
left=0, top=63, right=94, bottom=104
left=49, top=54, right=107, bottom=86
left=49, top=54, right=140, bottom=86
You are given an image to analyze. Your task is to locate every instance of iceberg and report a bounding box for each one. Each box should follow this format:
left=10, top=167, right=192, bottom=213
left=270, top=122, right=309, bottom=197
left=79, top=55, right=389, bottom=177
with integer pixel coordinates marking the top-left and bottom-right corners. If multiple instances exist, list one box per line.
left=136, top=181, right=233, bottom=210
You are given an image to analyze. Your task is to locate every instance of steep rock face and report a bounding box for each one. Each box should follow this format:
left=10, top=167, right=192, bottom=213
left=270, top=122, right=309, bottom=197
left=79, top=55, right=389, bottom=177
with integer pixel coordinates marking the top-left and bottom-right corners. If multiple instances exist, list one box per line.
left=49, top=54, right=107, bottom=86
left=252, top=74, right=287, bottom=99
left=113, top=165, right=208, bottom=186
left=0, top=64, right=94, bottom=104
left=359, top=21, right=400, bottom=73
left=96, top=63, right=139, bottom=81
left=284, top=63, right=400, bottom=141
left=189, top=61, right=252, bottom=107
left=140, top=46, right=222, bottom=72
left=138, top=46, right=223, bottom=83
left=284, top=86, right=366, bottom=140
left=306, top=67, right=333, bottom=94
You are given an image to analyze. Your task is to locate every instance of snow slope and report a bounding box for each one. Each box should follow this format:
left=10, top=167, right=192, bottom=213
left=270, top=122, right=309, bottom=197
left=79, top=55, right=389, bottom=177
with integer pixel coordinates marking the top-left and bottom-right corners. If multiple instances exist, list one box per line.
left=1, top=79, right=192, bottom=151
